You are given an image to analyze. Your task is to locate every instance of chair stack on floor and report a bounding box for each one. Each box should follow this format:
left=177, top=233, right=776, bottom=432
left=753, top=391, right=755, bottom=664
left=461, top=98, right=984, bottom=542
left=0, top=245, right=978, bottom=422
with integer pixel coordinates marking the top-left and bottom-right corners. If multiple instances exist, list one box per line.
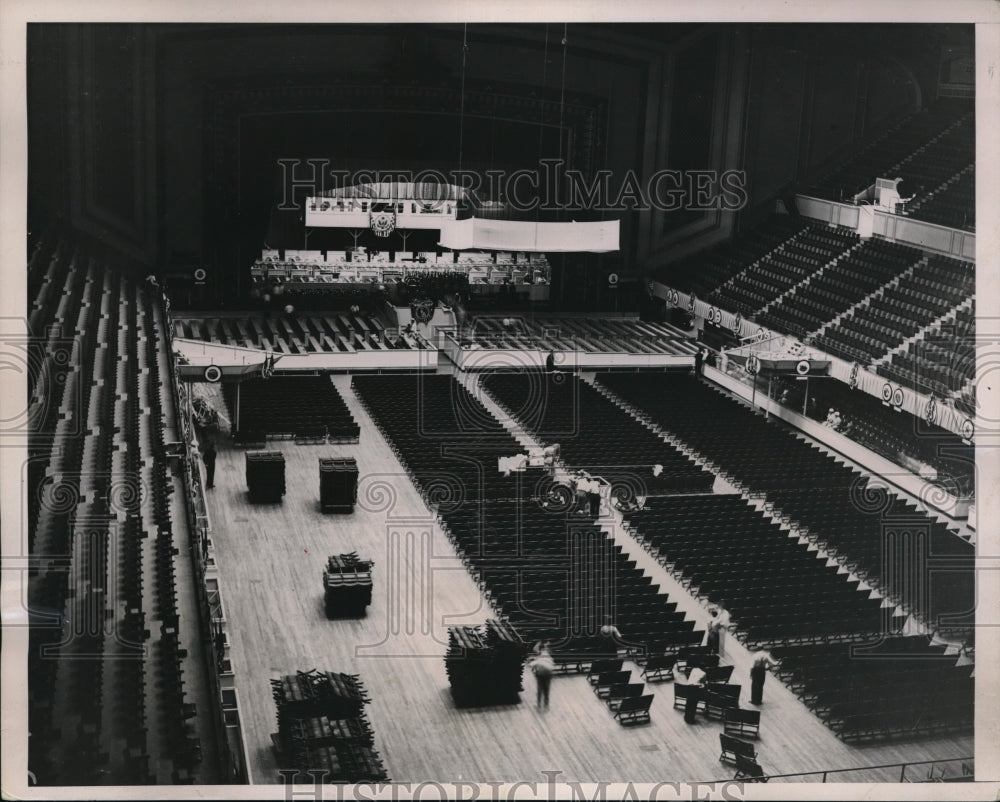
left=445, top=620, right=527, bottom=708
left=323, top=553, right=374, bottom=618
left=319, top=457, right=358, bottom=513
left=270, top=670, right=387, bottom=782
left=246, top=451, right=286, bottom=502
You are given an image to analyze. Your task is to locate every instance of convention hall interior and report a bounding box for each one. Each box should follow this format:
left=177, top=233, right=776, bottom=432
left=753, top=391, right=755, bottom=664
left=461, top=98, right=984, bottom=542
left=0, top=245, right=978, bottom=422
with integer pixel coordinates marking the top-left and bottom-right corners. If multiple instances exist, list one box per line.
left=19, top=20, right=985, bottom=789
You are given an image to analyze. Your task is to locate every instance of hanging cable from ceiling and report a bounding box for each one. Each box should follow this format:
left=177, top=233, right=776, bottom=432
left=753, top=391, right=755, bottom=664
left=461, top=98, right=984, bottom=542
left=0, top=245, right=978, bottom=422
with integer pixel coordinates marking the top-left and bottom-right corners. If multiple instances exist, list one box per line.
left=457, top=23, right=469, bottom=177
left=536, top=24, right=550, bottom=181
left=558, top=24, right=567, bottom=167
left=533, top=22, right=550, bottom=253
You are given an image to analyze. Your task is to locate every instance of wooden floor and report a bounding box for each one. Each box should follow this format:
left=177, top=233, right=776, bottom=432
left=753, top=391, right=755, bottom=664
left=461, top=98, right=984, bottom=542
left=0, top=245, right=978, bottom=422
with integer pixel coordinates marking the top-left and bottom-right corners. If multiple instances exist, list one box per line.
left=202, top=375, right=972, bottom=785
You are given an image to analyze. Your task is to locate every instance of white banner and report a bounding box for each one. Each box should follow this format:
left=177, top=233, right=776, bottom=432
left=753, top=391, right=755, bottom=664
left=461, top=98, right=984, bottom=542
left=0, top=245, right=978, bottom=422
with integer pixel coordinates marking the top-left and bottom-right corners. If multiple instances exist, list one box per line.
left=438, top=218, right=619, bottom=253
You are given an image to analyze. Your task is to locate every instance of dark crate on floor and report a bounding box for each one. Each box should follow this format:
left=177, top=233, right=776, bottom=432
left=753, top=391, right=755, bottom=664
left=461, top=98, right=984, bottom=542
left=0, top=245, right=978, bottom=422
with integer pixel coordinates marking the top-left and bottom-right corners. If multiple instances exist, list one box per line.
left=319, top=457, right=358, bottom=513
left=246, top=450, right=286, bottom=502
left=324, top=553, right=374, bottom=618
left=445, top=619, right=527, bottom=707
left=270, top=669, right=387, bottom=782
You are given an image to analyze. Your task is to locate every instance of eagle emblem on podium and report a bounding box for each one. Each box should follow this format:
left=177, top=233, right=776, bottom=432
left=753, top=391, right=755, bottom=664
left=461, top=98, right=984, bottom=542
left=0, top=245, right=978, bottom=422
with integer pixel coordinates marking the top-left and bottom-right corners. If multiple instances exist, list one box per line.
left=370, top=210, right=396, bottom=237
left=411, top=297, right=435, bottom=323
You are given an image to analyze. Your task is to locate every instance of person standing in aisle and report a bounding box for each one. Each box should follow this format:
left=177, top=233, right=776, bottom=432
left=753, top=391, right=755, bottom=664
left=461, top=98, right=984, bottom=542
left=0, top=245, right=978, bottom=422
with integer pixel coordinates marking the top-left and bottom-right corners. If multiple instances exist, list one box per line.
left=573, top=471, right=590, bottom=516
left=530, top=643, right=556, bottom=711
left=203, top=439, right=217, bottom=489
left=684, top=665, right=708, bottom=723
left=749, top=650, right=781, bottom=705
left=705, top=607, right=722, bottom=654
left=716, top=601, right=732, bottom=658
left=599, top=619, right=624, bottom=657
left=588, top=478, right=602, bottom=517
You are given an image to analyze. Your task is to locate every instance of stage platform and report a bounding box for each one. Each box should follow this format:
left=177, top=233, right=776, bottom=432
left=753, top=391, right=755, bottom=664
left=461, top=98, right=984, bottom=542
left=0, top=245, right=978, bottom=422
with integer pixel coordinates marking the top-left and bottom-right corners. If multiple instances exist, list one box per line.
left=200, top=375, right=972, bottom=785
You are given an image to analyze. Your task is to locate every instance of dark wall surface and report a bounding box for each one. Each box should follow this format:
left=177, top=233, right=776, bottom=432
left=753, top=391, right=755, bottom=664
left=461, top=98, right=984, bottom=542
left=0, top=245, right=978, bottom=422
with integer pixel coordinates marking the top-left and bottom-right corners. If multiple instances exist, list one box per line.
left=26, top=22, right=968, bottom=303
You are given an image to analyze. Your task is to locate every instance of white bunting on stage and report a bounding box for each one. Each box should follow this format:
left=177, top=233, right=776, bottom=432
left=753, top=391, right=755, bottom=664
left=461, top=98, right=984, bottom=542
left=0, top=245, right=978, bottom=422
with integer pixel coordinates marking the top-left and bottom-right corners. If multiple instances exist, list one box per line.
left=438, top=218, right=620, bottom=253
left=498, top=454, right=529, bottom=477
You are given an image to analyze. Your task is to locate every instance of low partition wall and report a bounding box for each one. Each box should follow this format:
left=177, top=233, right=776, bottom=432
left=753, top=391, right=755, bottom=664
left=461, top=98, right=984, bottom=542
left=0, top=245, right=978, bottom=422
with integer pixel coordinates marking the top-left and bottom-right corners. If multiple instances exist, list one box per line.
left=706, top=365, right=970, bottom=520
left=176, top=338, right=440, bottom=373
left=458, top=345, right=549, bottom=371
left=442, top=333, right=693, bottom=372
left=259, top=348, right=439, bottom=372
left=795, top=195, right=975, bottom=261
left=575, top=351, right=692, bottom=370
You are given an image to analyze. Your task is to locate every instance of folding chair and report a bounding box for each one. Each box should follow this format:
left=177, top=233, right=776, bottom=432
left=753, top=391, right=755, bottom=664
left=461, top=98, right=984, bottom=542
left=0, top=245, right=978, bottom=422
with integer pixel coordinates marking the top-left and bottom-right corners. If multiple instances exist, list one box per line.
left=734, top=753, right=768, bottom=782
left=719, top=733, right=757, bottom=765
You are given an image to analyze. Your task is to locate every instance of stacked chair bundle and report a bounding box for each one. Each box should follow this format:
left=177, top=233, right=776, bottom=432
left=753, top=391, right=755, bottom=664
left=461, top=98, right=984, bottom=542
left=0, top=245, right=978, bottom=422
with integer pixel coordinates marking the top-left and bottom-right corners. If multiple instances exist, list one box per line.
left=270, top=669, right=387, bottom=782
left=445, top=620, right=527, bottom=707
left=323, top=552, right=374, bottom=618
left=319, top=457, right=359, bottom=513
left=246, top=450, right=286, bottom=502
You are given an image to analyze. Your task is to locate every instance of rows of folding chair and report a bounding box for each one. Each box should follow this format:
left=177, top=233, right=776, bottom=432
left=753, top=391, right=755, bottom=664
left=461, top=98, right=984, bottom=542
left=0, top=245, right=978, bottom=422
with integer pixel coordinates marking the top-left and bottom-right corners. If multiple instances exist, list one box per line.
left=352, top=374, right=705, bottom=668
left=26, top=243, right=98, bottom=775
left=598, top=372, right=975, bottom=629
left=228, top=376, right=360, bottom=442
left=771, top=636, right=974, bottom=741
left=624, top=495, right=888, bottom=646
left=30, top=254, right=116, bottom=781
left=482, top=372, right=712, bottom=503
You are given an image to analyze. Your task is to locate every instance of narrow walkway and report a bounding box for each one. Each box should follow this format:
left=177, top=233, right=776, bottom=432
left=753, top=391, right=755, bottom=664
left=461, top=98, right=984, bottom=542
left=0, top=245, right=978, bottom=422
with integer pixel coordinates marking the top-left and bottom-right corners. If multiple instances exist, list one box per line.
left=152, top=299, right=223, bottom=783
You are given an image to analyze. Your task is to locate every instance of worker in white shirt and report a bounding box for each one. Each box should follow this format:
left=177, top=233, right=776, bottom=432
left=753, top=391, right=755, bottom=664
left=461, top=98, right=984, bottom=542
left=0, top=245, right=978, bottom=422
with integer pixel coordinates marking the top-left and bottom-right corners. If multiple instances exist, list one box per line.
left=706, top=607, right=723, bottom=655
left=684, top=665, right=708, bottom=723
left=716, top=602, right=732, bottom=658
left=529, top=643, right=556, bottom=710
left=572, top=471, right=590, bottom=515
left=750, top=650, right=781, bottom=705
